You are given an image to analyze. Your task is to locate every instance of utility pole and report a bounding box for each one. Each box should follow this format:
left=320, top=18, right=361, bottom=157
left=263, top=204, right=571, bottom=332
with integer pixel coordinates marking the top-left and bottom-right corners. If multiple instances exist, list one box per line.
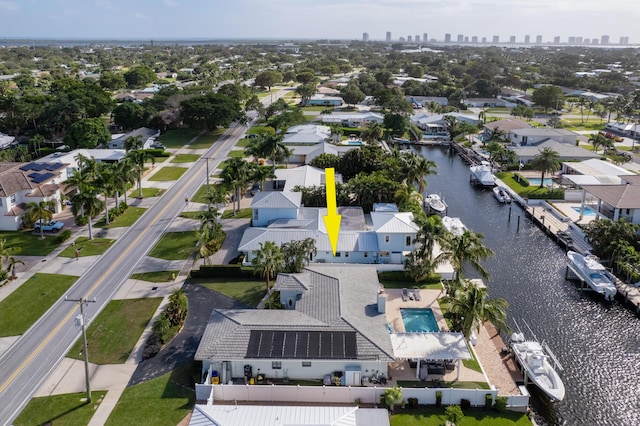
left=65, top=297, right=97, bottom=403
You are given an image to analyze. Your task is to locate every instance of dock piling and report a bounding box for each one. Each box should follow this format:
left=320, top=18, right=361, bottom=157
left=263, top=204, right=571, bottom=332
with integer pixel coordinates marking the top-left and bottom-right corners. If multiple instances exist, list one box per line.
left=517, top=216, right=520, bottom=232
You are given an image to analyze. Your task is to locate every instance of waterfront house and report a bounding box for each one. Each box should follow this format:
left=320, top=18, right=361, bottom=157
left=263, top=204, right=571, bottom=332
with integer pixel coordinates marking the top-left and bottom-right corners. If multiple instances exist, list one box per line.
left=0, top=162, right=68, bottom=231
left=578, top=175, right=640, bottom=223
left=482, top=119, right=532, bottom=140
left=286, top=142, right=353, bottom=164
left=194, top=265, right=395, bottom=386
left=511, top=140, right=601, bottom=163
left=509, top=128, right=577, bottom=146
left=561, top=158, right=630, bottom=187
left=321, top=112, right=383, bottom=128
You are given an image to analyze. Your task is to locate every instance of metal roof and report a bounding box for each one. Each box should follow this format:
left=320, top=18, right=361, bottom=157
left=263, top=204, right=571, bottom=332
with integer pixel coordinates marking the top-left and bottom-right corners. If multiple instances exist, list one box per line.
left=370, top=212, right=419, bottom=233
left=251, top=191, right=302, bottom=209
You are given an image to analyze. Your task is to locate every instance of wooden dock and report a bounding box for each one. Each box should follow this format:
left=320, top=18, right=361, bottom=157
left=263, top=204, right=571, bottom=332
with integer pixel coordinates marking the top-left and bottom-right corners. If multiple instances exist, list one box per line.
left=614, top=279, right=640, bottom=314
left=524, top=204, right=591, bottom=255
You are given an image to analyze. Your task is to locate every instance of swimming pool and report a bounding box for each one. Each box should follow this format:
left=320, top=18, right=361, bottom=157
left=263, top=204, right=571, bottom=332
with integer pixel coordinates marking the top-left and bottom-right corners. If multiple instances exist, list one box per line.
left=401, top=308, right=439, bottom=333
left=572, top=206, right=597, bottom=216
left=528, top=178, right=554, bottom=186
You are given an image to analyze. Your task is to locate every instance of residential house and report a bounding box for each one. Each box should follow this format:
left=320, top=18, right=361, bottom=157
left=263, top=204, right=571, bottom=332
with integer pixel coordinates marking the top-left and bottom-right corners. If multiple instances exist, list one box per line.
left=108, top=127, right=160, bottom=149
left=561, top=158, right=630, bottom=187
left=0, top=133, right=16, bottom=150
left=36, top=149, right=126, bottom=182
left=463, top=98, right=515, bottom=108
left=405, top=96, right=448, bottom=107
left=286, top=142, right=353, bottom=165
left=273, top=165, right=340, bottom=192
left=604, top=121, right=640, bottom=137
left=321, top=112, right=383, bottom=128
left=307, top=95, right=343, bottom=107
left=251, top=191, right=302, bottom=227
left=509, top=128, right=577, bottom=146
left=579, top=175, right=640, bottom=223
left=194, top=265, right=395, bottom=386
left=482, top=119, right=532, bottom=140
left=283, top=125, right=331, bottom=145
left=511, top=140, right=601, bottom=163
left=0, top=162, right=68, bottom=231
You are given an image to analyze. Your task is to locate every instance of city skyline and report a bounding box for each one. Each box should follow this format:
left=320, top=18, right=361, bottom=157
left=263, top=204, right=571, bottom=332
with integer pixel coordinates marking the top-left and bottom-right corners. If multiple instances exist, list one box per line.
left=0, top=0, right=639, bottom=43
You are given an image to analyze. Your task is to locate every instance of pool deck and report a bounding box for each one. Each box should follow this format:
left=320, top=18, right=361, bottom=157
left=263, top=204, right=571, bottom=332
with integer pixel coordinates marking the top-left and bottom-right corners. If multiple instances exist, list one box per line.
left=384, top=288, right=523, bottom=395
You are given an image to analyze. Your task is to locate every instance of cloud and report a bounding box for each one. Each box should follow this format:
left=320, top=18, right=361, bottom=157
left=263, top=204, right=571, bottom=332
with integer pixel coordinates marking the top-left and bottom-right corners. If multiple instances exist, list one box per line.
left=134, top=12, right=151, bottom=21
left=164, top=0, right=181, bottom=6
left=0, top=1, right=19, bottom=12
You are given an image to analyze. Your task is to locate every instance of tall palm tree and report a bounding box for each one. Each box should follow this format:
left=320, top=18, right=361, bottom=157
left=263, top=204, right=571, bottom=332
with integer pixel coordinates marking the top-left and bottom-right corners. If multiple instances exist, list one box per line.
left=361, top=121, right=384, bottom=143
left=404, top=216, right=446, bottom=282
left=251, top=241, right=285, bottom=309
left=221, top=158, right=253, bottom=214
left=438, top=230, right=494, bottom=283
left=95, top=162, right=116, bottom=225
left=0, top=239, right=20, bottom=272
left=406, top=154, right=437, bottom=194
left=114, top=157, right=137, bottom=206
left=25, top=200, right=54, bottom=239
left=588, top=132, right=612, bottom=154
left=530, top=147, right=562, bottom=188
left=127, top=149, right=156, bottom=198
left=71, top=189, right=103, bottom=240
left=260, top=133, right=292, bottom=170
left=124, top=135, right=143, bottom=152
left=442, top=280, right=510, bottom=339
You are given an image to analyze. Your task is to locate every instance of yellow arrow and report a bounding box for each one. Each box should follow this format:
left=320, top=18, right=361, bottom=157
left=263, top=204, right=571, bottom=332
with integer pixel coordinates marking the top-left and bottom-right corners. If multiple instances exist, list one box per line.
left=323, top=167, right=341, bottom=256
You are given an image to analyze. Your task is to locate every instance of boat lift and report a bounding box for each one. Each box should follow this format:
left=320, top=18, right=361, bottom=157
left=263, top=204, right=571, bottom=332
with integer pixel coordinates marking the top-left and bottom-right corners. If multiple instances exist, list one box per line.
left=512, top=319, right=564, bottom=383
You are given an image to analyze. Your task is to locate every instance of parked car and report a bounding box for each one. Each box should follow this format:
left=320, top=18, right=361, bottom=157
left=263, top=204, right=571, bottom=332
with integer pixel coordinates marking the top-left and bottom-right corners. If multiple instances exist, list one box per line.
left=250, top=182, right=261, bottom=196
left=150, top=142, right=165, bottom=149
left=33, top=219, right=64, bottom=233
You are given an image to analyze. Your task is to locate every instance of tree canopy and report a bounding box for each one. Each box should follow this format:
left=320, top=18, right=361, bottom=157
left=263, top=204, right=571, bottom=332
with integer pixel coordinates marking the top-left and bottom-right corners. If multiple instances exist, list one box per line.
left=180, top=93, right=243, bottom=130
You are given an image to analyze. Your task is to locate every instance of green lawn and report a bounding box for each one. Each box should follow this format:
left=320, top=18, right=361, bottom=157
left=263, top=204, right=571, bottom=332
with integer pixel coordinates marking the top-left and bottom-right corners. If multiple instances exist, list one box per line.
left=0, top=273, right=77, bottom=337
left=188, top=128, right=225, bottom=149
left=227, top=150, right=246, bottom=158
left=131, top=271, right=179, bottom=282
left=198, top=278, right=266, bottom=307
left=495, top=172, right=563, bottom=199
left=235, top=138, right=251, bottom=147
left=390, top=408, right=531, bottom=426
left=94, top=207, right=147, bottom=228
left=67, top=298, right=162, bottom=364
left=59, top=237, right=115, bottom=257
left=148, top=231, right=198, bottom=260
left=148, top=167, right=188, bottom=181
left=129, top=187, right=165, bottom=198
left=105, top=362, right=197, bottom=426
left=13, top=391, right=108, bottom=426
left=158, top=128, right=203, bottom=148
left=170, top=154, right=201, bottom=163
left=379, top=271, right=443, bottom=289
left=0, top=230, right=62, bottom=256
left=221, top=208, right=252, bottom=219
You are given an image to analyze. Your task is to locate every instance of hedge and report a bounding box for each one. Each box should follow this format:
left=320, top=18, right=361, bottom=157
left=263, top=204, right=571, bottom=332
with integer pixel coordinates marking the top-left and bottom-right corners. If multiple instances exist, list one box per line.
left=190, top=265, right=256, bottom=279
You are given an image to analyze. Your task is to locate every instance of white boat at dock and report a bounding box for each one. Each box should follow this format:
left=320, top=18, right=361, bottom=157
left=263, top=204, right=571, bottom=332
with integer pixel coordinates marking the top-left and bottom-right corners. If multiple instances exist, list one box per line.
left=470, top=161, right=496, bottom=187
left=424, top=194, right=447, bottom=215
left=510, top=326, right=565, bottom=402
left=493, top=186, right=511, bottom=203
left=442, top=216, right=467, bottom=236
left=566, top=251, right=617, bottom=301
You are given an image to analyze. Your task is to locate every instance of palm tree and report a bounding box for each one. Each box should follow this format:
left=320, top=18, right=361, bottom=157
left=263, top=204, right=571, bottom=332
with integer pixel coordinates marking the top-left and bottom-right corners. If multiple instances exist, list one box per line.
left=221, top=158, right=253, bottom=214
left=114, top=157, right=137, bottom=206
left=5, top=256, right=24, bottom=279
left=71, top=189, right=103, bottom=240
left=127, top=149, right=156, bottom=198
left=0, top=239, right=20, bottom=272
left=438, top=230, right=494, bottom=283
left=588, top=132, right=612, bottom=154
left=282, top=238, right=317, bottom=273
left=441, top=280, right=510, bottom=339
left=406, top=154, right=437, bottom=194
left=95, top=162, right=116, bottom=225
left=124, top=135, right=143, bottom=152
left=530, top=147, right=562, bottom=188
left=361, top=121, right=384, bottom=143
left=251, top=241, right=285, bottom=309
left=25, top=200, right=54, bottom=239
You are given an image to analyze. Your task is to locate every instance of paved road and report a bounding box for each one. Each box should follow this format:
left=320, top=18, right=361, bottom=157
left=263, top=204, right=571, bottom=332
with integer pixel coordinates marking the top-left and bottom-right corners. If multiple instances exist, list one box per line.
left=0, top=122, right=250, bottom=425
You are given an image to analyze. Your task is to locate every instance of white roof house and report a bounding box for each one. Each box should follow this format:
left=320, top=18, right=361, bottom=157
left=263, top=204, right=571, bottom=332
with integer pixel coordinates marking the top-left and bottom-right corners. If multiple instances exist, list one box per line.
left=0, top=132, right=16, bottom=149
left=283, top=125, right=332, bottom=145
left=561, top=159, right=631, bottom=187
left=189, top=404, right=390, bottom=426
left=274, top=165, right=341, bottom=192
left=287, top=143, right=354, bottom=165
left=511, top=140, right=601, bottom=162
left=322, top=112, right=383, bottom=127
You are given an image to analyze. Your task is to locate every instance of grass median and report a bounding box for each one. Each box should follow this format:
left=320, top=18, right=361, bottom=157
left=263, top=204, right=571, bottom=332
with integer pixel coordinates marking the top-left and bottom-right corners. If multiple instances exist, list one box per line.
left=59, top=237, right=114, bottom=257
left=148, top=231, right=198, bottom=260
left=171, top=154, right=201, bottom=163
left=148, top=167, right=188, bottom=181
left=0, top=273, right=77, bottom=337
left=13, top=391, right=108, bottom=426
left=94, top=207, right=147, bottom=228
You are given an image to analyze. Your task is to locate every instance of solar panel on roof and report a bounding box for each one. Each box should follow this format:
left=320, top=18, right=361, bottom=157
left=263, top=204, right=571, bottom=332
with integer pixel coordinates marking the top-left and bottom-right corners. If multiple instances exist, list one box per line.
left=247, top=330, right=357, bottom=359
left=283, top=331, right=296, bottom=357
left=297, top=332, right=309, bottom=358
left=33, top=163, right=48, bottom=171
left=272, top=331, right=285, bottom=358
left=28, top=172, right=40, bottom=179
left=258, top=330, right=274, bottom=358
left=32, top=172, right=55, bottom=183
left=20, top=163, right=37, bottom=171
left=44, top=163, right=62, bottom=171
left=320, top=332, right=332, bottom=358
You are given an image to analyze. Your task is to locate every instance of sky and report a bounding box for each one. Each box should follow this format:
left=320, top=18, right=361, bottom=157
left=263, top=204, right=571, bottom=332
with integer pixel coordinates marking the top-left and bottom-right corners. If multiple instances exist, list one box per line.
left=1, top=0, right=640, bottom=44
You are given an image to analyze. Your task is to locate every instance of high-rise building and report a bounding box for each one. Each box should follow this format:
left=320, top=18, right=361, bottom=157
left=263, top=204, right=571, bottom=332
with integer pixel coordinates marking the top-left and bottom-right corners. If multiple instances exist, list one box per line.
left=472, top=36, right=478, bottom=43
left=386, top=31, right=391, bottom=42
left=620, top=36, right=630, bottom=45
left=457, top=34, right=464, bottom=43
left=591, top=39, right=598, bottom=45
left=464, top=36, right=469, bottom=43
left=601, top=35, right=610, bottom=45
left=481, top=37, right=487, bottom=44
left=492, top=35, right=500, bottom=44
left=423, top=33, right=428, bottom=43
left=407, top=35, right=412, bottom=42
left=536, top=35, right=543, bottom=44
left=399, top=36, right=406, bottom=42
left=553, top=36, right=561, bottom=44
left=362, top=32, right=369, bottom=42
left=524, top=35, right=530, bottom=44
left=509, top=35, right=516, bottom=44
left=568, top=36, right=576, bottom=44
left=444, top=33, right=452, bottom=43
left=415, top=35, right=420, bottom=42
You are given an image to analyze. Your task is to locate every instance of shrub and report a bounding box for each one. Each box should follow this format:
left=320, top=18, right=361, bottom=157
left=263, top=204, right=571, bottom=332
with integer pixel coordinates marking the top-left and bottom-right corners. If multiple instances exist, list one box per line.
left=513, top=172, right=529, bottom=186
left=485, top=393, right=493, bottom=410
left=445, top=405, right=464, bottom=424
left=55, top=229, right=72, bottom=243
left=407, top=397, right=419, bottom=409
left=494, top=395, right=508, bottom=412
left=460, top=398, right=471, bottom=410
left=268, top=291, right=284, bottom=309
left=435, top=391, right=442, bottom=407
left=75, top=216, right=88, bottom=226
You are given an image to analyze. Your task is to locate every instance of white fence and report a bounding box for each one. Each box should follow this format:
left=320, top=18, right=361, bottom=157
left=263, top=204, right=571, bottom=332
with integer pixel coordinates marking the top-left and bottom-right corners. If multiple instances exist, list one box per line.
left=196, top=383, right=529, bottom=411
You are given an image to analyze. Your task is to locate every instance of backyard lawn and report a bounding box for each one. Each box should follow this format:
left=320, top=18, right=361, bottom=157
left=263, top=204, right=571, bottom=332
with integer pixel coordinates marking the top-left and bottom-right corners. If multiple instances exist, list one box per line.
left=0, top=273, right=77, bottom=337
left=221, top=208, right=252, bottom=219
left=148, top=232, right=198, bottom=260
left=390, top=408, right=530, bottom=426
left=67, top=298, right=162, bottom=364
left=13, top=391, right=108, bottom=426
left=147, top=167, right=188, bottom=181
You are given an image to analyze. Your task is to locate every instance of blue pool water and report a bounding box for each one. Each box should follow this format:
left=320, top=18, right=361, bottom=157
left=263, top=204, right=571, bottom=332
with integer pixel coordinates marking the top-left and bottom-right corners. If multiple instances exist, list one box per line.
left=346, top=140, right=362, bottom=146
left=572, top=206, right=597, bottom=216
left=528, top=178, right=554, bottom=186
left=401, top=308, right=439, bottom=333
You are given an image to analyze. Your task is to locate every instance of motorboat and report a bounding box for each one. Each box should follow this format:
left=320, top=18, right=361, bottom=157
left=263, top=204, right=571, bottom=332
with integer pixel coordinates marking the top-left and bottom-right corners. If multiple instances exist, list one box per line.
left=493, top=186, right=512, bottom=203
left=510, top=331, right=565, bottom=401
left=424, top=194, right=447, bottom=215
left=566, top=251, right=617, bottom=301
left=442, top=216, right=467, bottom=236
left=470, top=161, right=496, bottom=187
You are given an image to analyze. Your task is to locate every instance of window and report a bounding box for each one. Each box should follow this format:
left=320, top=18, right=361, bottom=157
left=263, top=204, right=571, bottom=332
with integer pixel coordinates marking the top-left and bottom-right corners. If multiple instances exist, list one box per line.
left=253, top=209, right=259, bottom=222
left=345, top=252, right=349, bottom=258
left=10, top=194, right=16, bottom=204
left=272, top=361, right=282, bottom=370
left=364, top=252, right=368, bottom=258
left=384, top=235, right=390, bottom=243
left=405, top=236, right=411, bottom=246
left=335, top=252, right=341, bottom=257
left=302, top=362, right=312, bottom=367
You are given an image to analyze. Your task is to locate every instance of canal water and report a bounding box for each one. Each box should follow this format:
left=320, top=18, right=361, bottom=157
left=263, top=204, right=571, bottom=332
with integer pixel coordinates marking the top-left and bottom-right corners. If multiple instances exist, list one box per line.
left=417, top=146, right=640, bottom=426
